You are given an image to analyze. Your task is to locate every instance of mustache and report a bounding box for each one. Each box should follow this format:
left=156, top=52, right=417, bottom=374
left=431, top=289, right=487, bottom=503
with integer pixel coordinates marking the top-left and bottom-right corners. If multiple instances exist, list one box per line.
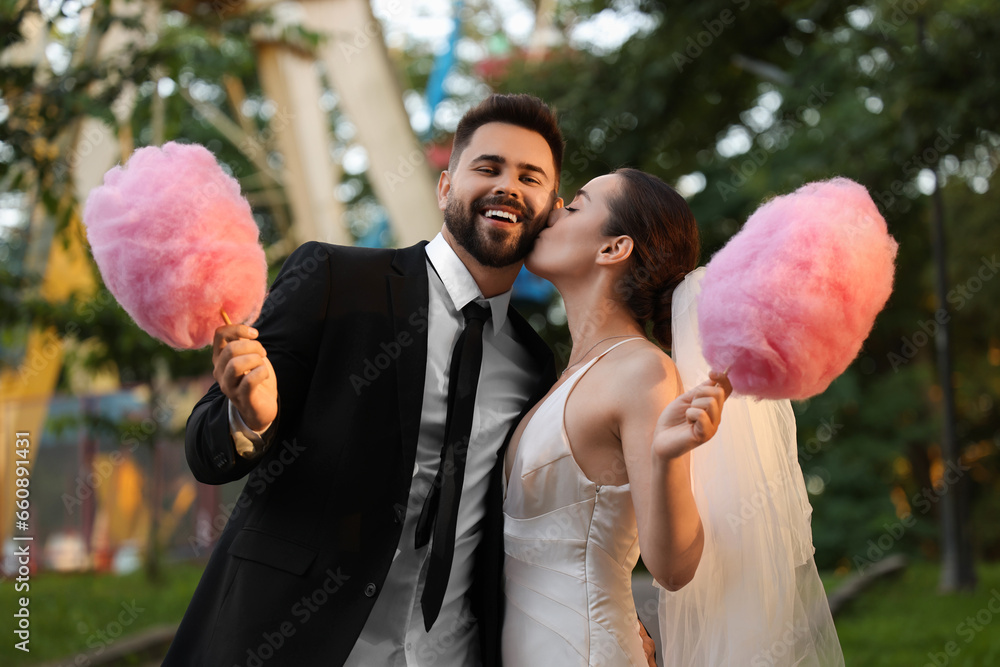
left=473, top=195, right=533, bottom=221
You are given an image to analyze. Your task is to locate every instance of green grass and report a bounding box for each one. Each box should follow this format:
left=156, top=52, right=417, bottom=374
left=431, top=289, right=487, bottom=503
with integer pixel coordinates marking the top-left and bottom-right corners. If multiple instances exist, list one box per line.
left=1, top=562, right=205, bottom=665
left=827, top=560, right=1000, bottom=666
left=2, top=559, right=1000, bottom=665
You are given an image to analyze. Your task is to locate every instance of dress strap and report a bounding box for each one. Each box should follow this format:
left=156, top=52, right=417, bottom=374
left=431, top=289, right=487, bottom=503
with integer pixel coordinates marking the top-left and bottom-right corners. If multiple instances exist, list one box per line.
left=592, top=336, right=646, bottom=360
left=560, top=336, right=647, bottom=487
left=567, top=336, right=647, bottom=392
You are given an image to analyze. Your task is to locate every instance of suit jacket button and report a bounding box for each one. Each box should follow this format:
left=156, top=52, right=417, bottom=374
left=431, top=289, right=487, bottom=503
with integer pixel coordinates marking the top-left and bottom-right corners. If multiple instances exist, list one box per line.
left=364, top=583, right=377, bottom=597
left=394, top=505, right=405, bottom=524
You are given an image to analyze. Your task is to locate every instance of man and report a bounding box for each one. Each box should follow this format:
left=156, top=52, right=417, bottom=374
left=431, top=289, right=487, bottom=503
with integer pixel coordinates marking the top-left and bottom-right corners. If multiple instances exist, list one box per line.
left=164, top=94, right=564, bottom=666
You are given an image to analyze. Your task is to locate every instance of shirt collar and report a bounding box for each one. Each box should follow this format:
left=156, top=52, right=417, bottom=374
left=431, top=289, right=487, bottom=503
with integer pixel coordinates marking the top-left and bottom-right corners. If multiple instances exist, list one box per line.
left=425, top=233, right=510, bottom=335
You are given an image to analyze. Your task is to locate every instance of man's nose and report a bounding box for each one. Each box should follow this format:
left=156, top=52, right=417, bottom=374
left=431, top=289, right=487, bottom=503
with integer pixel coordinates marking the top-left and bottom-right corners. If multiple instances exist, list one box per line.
left=493, top=173, right=521, bottom=199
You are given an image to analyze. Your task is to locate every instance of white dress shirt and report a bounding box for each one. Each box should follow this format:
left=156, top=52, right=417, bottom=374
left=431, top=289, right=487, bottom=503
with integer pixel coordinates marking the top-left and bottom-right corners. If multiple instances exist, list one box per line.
left=231, top=234, right=538, bottom=665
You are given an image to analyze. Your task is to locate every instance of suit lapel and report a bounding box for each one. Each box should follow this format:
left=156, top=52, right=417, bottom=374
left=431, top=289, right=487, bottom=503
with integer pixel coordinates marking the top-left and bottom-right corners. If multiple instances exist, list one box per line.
left=500, top=304, right=556, bottom=452
left=387, top=242, right=430, bottom=465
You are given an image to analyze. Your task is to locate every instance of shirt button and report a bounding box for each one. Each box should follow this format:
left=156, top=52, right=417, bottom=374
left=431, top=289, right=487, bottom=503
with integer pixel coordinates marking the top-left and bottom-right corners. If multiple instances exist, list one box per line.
left=364, top=583, right=377, bottom=597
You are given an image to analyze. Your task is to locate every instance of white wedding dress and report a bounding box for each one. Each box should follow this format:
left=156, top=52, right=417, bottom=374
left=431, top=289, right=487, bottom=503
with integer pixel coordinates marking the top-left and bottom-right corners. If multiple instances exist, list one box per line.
left=500, top=270, right=844, bottom=666
left=502, top=338, right=647, bottom=667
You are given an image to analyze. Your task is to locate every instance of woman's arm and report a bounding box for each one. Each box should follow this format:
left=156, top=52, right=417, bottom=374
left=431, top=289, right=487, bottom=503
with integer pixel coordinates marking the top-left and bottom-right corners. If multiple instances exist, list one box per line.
left=617, top=351, right=730, bottom=590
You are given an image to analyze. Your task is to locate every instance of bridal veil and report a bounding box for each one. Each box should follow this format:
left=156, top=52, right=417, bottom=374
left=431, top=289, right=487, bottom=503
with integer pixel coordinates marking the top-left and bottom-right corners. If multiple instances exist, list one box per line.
left=656, top=267, right=845, bottom=666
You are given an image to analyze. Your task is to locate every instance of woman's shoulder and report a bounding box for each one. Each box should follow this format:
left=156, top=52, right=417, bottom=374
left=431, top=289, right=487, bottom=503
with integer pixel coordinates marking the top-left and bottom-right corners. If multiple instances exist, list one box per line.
left=618, top=338, right=676, bottom=373
left=606, top=339, right=680, bottom=397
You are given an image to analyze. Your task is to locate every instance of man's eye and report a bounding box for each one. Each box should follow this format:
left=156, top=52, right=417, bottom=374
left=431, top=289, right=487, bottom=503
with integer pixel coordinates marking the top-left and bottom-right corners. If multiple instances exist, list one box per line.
left=476, top=167, right=497, bottom=174
left=521, top=176, right=540, bottom=185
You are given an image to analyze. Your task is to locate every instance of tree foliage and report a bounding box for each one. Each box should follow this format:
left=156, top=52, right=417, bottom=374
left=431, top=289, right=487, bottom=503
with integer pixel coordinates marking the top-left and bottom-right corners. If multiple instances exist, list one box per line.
left=1, top=0, right=997, bottom=573
left=498, top=0, right=1000, bottom=569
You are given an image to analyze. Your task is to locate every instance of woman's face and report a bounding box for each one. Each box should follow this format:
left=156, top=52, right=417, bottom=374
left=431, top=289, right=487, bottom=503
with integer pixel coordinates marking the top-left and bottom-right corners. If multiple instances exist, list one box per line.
left=525, top=173, right=622, bottom=282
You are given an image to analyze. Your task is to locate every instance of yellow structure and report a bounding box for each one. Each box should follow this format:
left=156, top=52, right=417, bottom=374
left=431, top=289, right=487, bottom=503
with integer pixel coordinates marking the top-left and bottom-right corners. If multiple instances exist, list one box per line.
left=1, top=0, right=443, bottom=550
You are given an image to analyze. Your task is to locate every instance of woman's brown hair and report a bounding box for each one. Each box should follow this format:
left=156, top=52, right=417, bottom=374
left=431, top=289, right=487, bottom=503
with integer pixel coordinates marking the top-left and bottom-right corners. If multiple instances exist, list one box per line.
left=604, top=168, right=700, bottom=348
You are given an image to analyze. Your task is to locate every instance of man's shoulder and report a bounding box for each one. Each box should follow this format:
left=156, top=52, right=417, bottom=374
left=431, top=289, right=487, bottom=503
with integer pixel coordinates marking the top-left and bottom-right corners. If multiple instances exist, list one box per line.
left=284, top=239, right=430, bottom=274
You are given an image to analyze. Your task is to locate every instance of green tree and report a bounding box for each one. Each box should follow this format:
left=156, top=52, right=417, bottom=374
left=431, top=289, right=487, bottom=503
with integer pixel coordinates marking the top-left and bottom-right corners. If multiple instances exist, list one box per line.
left=496, top=0, right=1000, bottom=583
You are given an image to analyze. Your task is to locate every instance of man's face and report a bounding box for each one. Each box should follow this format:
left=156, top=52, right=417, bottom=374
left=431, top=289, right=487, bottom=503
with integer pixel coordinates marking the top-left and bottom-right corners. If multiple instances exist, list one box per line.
left=437, top=122, right=560, bottom=268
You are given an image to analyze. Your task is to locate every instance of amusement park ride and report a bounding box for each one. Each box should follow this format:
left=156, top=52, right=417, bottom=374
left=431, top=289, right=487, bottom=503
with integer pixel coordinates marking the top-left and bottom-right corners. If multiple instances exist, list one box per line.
left=1, top=0, right=534, bottom=555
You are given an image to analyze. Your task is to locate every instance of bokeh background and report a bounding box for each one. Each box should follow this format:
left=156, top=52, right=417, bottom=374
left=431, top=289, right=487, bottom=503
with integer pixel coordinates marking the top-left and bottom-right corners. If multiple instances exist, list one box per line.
left=1, top=0, right=999, bottom=664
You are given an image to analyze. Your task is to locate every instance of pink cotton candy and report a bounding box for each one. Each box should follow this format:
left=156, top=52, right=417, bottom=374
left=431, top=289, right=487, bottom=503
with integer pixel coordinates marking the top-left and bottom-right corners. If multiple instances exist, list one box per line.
left=83, top=142, right=267, bottom=349
left=698, top=177, right=898, bottom=400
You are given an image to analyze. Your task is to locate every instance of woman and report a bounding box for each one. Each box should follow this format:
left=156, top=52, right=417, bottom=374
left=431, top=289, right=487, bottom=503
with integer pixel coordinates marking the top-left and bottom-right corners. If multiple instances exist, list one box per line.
left=501, top=169, right=842, bottom=665
left=502, top=168, right=721, bottom=665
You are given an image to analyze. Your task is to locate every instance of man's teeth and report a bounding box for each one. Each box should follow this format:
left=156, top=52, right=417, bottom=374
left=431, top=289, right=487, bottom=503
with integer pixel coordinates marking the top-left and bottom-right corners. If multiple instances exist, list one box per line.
left=484, top=209, right=518, bottom=223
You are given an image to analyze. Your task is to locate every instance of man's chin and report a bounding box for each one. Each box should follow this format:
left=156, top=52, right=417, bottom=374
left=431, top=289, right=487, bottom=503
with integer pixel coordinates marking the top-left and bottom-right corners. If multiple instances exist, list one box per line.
left=471, top=246, right=527, bottom=269
left=447, top=212, right=542, bottom=268
left=465, top=227, right=528, bottom=267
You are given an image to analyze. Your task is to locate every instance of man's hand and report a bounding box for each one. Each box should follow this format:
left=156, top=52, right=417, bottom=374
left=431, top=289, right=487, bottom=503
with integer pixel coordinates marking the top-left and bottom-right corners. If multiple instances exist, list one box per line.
left=213, top=324, right=278, bottom=432
left=638, top=618, right=656, bottom=667
left=651, top=370, right=733, bottom=461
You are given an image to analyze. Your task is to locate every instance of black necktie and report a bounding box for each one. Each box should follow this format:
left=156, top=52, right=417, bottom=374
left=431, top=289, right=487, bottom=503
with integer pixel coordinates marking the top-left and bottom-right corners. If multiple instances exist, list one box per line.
left=414, top=301, right=491, bottom=631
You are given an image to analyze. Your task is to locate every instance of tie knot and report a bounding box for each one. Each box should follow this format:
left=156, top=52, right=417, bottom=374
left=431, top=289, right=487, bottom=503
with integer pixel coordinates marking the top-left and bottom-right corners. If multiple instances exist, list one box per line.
left=462, top=302, right=491, bottom=324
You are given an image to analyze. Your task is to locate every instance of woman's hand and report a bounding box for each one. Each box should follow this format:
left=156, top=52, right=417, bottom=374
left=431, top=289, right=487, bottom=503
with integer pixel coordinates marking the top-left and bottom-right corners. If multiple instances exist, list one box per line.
left=651, top=371, right=732, bottom=461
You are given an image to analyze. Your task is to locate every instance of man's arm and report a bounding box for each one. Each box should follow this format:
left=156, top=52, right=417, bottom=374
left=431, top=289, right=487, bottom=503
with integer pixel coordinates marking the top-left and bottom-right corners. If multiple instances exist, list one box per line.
left=184, top=242, right=333, bottom=485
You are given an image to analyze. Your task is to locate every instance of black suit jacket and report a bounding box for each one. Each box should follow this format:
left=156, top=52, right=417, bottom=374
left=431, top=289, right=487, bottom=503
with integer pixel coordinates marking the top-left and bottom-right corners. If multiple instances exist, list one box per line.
left=164, top=241, right=555, bottom=666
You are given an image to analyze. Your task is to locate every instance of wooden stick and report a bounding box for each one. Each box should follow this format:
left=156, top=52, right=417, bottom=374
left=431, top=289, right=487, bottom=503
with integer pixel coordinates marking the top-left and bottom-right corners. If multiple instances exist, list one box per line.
left=220, top=308, right=232, bottom=326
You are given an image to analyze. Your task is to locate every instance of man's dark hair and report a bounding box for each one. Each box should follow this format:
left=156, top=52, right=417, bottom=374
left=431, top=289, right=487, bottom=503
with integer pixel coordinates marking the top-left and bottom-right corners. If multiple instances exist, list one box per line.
left=449, top=94, right=564, bottom=184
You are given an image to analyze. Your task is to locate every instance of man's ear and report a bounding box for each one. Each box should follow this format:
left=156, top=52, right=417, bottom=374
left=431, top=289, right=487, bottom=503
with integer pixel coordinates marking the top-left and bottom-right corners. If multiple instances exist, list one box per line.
left=436, top=171, right=451, bottom=211
left=553, top=196, right=565, bottom=210
left=596, top=235, right=634, bottom=266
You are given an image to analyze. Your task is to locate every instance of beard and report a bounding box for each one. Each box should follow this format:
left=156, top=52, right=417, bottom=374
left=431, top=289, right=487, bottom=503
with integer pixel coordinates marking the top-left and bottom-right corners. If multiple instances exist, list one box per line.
left=444, top=193, right=547, bottom=268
